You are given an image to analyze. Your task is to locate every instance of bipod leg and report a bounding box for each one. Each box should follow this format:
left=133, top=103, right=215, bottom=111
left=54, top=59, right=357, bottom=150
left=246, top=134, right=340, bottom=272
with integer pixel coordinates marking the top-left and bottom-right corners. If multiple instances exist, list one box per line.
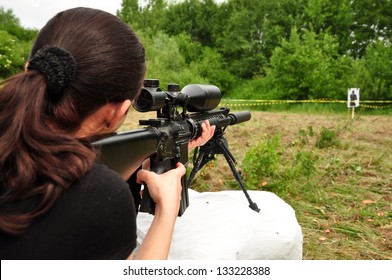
left=217, top=139, right=260, bottom=213
left=187, top=146, right=215, bottom=187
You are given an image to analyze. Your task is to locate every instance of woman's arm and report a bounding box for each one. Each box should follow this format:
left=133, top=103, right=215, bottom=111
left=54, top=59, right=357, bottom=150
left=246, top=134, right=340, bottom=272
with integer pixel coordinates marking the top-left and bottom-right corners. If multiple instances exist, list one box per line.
left=133, top=163, right=185, bottom=259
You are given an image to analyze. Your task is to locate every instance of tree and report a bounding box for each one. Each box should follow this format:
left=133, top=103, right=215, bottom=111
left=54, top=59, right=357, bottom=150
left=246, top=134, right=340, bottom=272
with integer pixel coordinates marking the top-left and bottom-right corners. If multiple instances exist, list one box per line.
left=214, top=0, right=307, bottom=79
left=0, top=7, right=37, bottom=78
left=303, top=0, right=354, bottom=55
left=139, top=31, right=207, bottom=88
left=0, top=7, right=37, bottom=41
left=163, top=0, right=220, bottom=47
left=115, top=0, right=392, bottom=99
left=354, top=40, right=392, bottom=100
left=116, top=0, right=141, bottom=26
left=350, top=0, right=392, bottom=57
left=268, top=28, right=353, bottom=100
left=117, top=0, right=168, bottom=32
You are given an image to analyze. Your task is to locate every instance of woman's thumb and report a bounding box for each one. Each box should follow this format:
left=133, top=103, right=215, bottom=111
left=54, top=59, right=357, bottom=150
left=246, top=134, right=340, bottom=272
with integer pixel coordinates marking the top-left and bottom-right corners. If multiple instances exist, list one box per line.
left=136, top=169, right=151, bottom=184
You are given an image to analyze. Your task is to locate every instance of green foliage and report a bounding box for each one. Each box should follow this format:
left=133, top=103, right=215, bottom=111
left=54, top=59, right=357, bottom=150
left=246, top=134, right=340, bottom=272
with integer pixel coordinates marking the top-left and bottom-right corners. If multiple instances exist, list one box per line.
left=241, top=126, right=326, bottom=193
left=346, top=40, right=392, bottom=101
left=0, top=7, right=37, bottom=78
left=163, top=0, right=219, bottom=47
left=354, top=41, right=392, bottom=100
left=138, top=30, right=206, bottom=87
left=173, top=32, right=203, bottom=64
left=267, top=28, right=354, bottom=100
left=303, top=0, right=354, bottom=55
left=173, top=33, right=236, bottom=92
left=316, top=126, right=340, bottom=149
left=213, top=0, right=305, bottom=79
left=214, top=4, right=265, bottom=79
left=0, top=7, right=37, bottom=41
left=230, top=76, right=279, bottom=100
left=189, top=47, right=236, bottom=93
left=293, top=150, right=318, bottom=177
left=298, top=126, right=315, bottom=145
left=2, top=0, right=392, bottom=101
left=242, top=134, right=282, bottom=190
left=0, top=30, right=28, bottom=76
left=116, top=0, right=141, bottom=27
left=350, top=0, right=392, bottom=57
left=137, top=29, right=233, bottom=91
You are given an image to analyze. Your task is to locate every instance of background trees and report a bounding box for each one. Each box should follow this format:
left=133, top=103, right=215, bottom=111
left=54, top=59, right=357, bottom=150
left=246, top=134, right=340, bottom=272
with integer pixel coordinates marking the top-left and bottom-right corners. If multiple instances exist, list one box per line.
left=267, top=29, right=353, bottom=100
left=1, top=0, right=391, bottom=100
left=0, top=7, right=37, bottom=77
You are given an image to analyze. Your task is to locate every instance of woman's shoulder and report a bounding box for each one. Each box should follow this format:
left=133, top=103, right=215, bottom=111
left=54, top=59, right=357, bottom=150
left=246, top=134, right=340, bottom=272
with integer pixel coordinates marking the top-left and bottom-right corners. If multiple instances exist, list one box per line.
left=88, top=163, right=126, bottom=181
left=69, top=163, right=133, bottom=204
left=58, top=163, right=137, bottom=259
left=79, top=163, right=128, bottom=190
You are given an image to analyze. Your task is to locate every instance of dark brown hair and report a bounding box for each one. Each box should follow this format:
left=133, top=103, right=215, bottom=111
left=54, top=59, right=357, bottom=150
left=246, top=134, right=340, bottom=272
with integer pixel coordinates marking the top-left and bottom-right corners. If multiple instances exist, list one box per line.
left=0, top=8, right=146, bottom=235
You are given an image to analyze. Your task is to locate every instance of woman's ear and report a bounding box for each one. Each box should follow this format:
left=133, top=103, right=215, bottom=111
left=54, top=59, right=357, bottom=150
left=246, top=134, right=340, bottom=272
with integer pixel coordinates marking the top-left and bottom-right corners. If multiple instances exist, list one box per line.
left=74, top=100, right=132, bottom=138
left=106, top=99, right=132, bottom=131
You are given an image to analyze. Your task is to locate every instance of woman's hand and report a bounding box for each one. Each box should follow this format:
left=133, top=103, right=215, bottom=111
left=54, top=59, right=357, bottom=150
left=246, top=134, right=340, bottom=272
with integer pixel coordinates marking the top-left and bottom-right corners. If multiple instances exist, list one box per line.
left=134, top=162, right=186, bottom=259
left=188, top=120, right=216, bottom=150
left=136, top=162, right=186, bottom=215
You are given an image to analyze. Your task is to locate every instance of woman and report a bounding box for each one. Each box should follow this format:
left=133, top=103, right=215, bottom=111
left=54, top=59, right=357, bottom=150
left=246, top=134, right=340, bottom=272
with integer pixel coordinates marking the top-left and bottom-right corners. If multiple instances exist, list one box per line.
left=0, top=7, right=214, bottom=260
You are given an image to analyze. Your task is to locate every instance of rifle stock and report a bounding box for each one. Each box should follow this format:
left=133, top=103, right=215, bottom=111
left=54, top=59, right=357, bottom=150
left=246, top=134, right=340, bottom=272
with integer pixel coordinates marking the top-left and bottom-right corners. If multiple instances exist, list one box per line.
left=93, top=128, right=160, bottom=180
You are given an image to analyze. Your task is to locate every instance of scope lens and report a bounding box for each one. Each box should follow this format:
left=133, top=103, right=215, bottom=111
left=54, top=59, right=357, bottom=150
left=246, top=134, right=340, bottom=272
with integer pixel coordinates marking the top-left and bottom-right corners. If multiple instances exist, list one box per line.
left=133, top=88, right=166, bottom=112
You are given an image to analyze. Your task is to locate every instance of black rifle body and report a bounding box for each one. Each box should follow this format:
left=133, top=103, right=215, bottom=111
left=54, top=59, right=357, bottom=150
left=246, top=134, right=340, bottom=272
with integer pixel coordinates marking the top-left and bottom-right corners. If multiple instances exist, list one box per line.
left=93, top=107, right=251, bottom=216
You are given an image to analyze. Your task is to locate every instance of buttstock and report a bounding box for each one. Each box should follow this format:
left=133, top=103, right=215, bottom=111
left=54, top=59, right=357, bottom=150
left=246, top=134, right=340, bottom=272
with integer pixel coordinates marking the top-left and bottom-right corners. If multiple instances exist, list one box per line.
left=93, top=128, right=160, bottom=180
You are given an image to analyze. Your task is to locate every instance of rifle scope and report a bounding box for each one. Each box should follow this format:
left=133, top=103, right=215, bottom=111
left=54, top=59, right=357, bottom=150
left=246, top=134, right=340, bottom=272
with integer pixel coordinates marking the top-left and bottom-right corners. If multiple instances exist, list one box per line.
left=133, top=79, right=222, bottom=113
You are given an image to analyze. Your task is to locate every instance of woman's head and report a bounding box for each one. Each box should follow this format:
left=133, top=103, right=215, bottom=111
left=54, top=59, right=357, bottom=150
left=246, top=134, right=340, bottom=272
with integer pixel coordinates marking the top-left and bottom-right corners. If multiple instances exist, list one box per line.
left=29, top=7, right=146, bottom=132
left=0, top=8, right=145, bottom=235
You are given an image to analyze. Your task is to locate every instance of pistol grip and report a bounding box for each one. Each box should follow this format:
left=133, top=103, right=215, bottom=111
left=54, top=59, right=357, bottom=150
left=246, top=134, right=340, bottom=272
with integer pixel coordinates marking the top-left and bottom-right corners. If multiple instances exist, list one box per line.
left=139, top=185, right=156, bottom=214
left=139, top=161, right=167, bottom=215
left=138, top=160, right=189, bottom=216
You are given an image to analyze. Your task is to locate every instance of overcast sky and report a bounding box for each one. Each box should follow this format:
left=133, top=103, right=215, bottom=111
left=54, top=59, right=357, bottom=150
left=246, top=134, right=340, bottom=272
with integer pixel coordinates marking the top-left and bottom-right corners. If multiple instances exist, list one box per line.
left=0, top=0, right=123, bottom=29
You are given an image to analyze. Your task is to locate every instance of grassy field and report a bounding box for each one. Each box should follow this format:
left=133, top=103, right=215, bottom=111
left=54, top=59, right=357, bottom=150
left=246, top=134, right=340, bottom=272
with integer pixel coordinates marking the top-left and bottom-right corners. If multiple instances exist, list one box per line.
left=123, top=109, right=392, bottom=260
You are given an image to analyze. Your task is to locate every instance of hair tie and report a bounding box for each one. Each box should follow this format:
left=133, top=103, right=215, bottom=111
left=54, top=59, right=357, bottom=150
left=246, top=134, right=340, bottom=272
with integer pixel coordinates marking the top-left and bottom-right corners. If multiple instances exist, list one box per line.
left=27, top=45, right=77, bottom=96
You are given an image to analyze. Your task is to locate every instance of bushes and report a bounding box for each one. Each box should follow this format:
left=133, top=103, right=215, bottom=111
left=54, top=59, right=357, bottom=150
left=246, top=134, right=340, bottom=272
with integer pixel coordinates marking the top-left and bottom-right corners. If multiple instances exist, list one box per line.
left=241, top=126, right=335, bottom=194
left=0, top=8, right=37, bottom=78
left=316, top=126, right=340, bottom=148
left=242, top=134, right=282, bottom=189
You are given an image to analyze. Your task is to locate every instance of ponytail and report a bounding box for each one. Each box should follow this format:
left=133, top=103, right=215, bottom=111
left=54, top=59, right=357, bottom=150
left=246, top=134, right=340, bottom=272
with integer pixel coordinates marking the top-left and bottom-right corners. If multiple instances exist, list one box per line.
left=0, top=72, right=95, bottom=235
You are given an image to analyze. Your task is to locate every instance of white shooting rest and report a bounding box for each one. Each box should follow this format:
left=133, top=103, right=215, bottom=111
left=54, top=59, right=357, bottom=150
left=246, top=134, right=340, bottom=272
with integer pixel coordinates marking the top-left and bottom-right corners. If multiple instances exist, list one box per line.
left=137, top=189, right=303, bottom=260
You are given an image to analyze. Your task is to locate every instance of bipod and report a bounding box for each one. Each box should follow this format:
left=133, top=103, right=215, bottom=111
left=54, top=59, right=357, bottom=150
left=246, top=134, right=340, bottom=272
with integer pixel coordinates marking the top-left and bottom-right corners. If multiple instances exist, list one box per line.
left=188, top=134, right=260, bottom=213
